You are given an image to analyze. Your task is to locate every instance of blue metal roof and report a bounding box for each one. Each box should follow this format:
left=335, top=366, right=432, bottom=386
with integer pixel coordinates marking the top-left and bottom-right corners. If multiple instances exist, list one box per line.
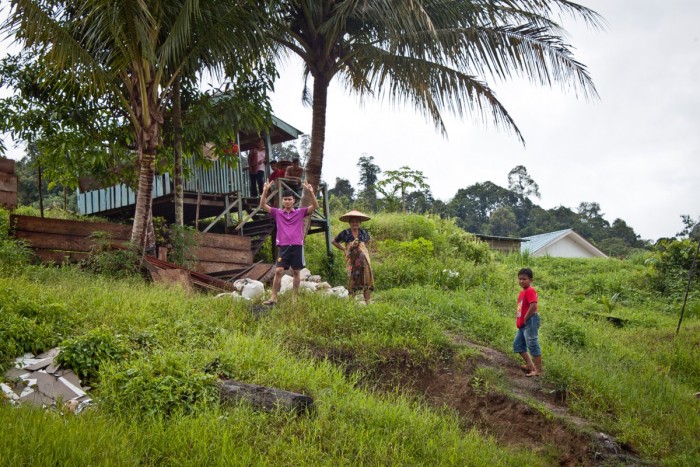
left=521, top=229, right=572, bottom=254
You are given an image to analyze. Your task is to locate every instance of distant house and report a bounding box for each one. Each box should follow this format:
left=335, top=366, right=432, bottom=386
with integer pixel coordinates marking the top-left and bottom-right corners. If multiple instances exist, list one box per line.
left=475, top=234, right=525, bottom=253
left=521, top=229, right=607, bottom=258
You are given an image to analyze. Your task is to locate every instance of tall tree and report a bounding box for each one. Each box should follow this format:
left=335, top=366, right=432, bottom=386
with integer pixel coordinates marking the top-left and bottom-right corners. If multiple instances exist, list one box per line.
left=356, top=154, right=380, bottom=211
left=376, top=166, right=429, bottom=213
left=508, top=165, right=541, bottom=199
left=2, top=0, right=273, bottom=250
left=267, top=1, right=601, bottom=206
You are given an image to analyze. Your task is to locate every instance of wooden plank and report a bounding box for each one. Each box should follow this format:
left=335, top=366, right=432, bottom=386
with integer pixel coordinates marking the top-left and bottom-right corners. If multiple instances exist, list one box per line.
left=11, top=215, right=132, bottom=239
left=0, top=158, right=14, bottom=175
left=151, top=269, right=194, bottom=293
left=33, top=249, right=90, bottom=263
left=0, top=173, right=18, bottom=191
left=187, top=246, right=253, bottom=264
left=14, top=230, right=129, bottom=252
left=194, top=231, right=251, bottom=250
left=194, top=261, right=250, bottom=275
left=0, top=191, right=17, bottom=209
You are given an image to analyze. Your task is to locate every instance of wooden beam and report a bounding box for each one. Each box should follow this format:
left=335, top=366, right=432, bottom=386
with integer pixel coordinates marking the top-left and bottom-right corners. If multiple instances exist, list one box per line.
left=0, top=158, right=15, bottom=174
left=0, top=173, right=18, bottom=192
left=187, top=246, right=253, bottom=264
left=14, top=230, right=129, bottom=252
left=194, top=261, right=251, bottom=275
left=11, top=215, right=132, bottom=239
left=194, top=231, right=251, bottom=250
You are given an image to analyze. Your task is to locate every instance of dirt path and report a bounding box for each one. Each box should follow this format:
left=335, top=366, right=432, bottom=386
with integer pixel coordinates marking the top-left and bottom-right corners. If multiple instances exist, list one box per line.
left=363, top=333, right=646, bottom=466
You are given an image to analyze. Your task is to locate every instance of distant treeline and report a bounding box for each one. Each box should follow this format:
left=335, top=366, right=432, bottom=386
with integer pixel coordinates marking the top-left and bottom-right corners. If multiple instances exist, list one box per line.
left=328, top=160, right=649, bottom=257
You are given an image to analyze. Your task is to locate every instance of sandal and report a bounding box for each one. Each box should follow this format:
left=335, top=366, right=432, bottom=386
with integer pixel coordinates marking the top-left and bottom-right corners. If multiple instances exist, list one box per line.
left=526, top=370, right=542, bottom=377
left=520, top=364, right=534, bottom=373
left=262, top=299, right=277, bottom=306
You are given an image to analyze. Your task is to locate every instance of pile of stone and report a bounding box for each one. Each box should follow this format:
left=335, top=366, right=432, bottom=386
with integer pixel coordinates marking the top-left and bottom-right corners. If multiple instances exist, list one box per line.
left=217, top=268, right=349, bottom=300
left=1, top=348, right=92, bottom=413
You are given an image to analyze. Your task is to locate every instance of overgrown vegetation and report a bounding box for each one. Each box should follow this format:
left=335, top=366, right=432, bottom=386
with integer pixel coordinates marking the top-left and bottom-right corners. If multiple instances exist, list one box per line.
left=1, top=207, right=699, bottom=464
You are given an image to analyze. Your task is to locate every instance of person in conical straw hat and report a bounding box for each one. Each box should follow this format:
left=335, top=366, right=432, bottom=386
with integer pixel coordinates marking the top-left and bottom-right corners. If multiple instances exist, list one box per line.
left=332, top=210, right=374, bottom=304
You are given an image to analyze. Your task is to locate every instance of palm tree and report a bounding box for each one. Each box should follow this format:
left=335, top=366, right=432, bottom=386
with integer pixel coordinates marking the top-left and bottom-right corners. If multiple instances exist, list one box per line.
left=2, top=0, right=272, bottom=249
left=267, top=0, right=602, bottom=201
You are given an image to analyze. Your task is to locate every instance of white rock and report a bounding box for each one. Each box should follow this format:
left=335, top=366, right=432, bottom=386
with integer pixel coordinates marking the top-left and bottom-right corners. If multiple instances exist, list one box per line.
left=308, top=275, right=322, bottom=283
left=215, top=291, right=242, bottom=299
left=316, top=282, right=331, bottom=291
left=299, top=268, right=312, bottom=281
left=279, top=274, right=294, bottom=294
left=240, top=280, right=265, bottom=300
left=329, top=286, right=349, bottom=298
left=299, top=281, right=318, bottom=291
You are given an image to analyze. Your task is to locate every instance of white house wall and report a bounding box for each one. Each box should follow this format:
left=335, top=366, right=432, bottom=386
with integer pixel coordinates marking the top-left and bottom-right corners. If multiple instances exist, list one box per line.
left=533, top=237, right=596, bottom=258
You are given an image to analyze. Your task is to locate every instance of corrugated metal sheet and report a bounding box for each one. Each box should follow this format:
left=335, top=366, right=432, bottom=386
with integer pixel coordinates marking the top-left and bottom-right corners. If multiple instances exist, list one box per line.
left=521, top=229, right=572, bottom=254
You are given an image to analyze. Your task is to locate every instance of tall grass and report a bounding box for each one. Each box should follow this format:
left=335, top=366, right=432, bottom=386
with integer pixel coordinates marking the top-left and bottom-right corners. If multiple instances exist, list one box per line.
left=1, top=208, right=699, bottom=464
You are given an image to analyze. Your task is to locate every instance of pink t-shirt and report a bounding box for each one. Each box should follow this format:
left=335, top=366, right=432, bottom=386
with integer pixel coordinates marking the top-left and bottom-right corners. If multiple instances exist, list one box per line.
left=249, top=148, right=266, bottom=173
left=270, top=207, right=312, bottom=245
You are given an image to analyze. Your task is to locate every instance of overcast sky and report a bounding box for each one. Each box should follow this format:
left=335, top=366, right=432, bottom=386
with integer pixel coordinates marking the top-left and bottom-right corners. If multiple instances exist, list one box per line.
left=265, top=0, right=699, bottom=241
left=2, top=1, right=698, bottom=241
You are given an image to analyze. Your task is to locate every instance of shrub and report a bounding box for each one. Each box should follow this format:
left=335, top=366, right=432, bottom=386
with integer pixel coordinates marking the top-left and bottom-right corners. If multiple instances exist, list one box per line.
left=80, top=232, right=141, bottom=278
left=99, top=353, right=218, bottom=418
left=56, top=328, right=130, bottom=385
left=0, top=314, right=58, bottom=371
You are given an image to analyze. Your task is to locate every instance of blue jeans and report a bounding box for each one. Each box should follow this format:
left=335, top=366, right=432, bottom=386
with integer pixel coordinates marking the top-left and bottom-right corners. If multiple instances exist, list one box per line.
left=513, top=313, right=541, bottom=356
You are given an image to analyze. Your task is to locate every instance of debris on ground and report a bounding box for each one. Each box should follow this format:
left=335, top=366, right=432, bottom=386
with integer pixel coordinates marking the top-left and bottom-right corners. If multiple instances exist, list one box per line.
left=1, top=348, right=92, bottom=413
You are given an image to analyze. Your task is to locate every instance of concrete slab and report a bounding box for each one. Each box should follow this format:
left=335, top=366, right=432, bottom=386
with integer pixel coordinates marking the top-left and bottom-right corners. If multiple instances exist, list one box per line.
left=36, top=348, right=60, bottom=359
left=57, top=377, right=85, bottom=399
left=4, top=367, right=28, bottom=379
left=24, top=358, right=54, bottom=371
left=19, top=390, right=53, bottom=407
left=45, top=363, right=61, bottom=374
left=60, top=371, right=82, bottom=388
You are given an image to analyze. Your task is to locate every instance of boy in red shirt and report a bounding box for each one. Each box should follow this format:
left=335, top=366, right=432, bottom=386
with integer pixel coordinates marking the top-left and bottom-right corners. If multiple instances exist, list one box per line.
left=513, top=268, right=542, bottom=377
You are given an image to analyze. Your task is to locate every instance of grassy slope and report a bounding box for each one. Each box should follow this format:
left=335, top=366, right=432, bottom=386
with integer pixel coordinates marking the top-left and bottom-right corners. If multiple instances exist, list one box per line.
left=1, top=210, right=699, bottom=465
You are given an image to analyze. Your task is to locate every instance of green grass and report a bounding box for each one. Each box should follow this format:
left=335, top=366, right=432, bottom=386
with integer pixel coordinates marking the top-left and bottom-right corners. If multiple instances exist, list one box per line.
left=1, top=209, right=699, bottom=464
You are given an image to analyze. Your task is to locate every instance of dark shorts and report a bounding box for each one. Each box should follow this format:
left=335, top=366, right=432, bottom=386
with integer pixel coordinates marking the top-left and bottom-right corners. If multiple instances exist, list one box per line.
left=276, top=245, right=305, bottom=270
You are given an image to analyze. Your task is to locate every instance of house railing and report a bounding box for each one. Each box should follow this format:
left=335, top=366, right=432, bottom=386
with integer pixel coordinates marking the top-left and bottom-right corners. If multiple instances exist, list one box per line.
left=77, top=156, right=252, bottom=216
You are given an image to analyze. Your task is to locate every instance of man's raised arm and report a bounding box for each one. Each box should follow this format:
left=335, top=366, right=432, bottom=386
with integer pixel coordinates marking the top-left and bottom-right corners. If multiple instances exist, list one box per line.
left=259, top=181, right=272, bottom=213
left=303, top=181, right=319, bottom=216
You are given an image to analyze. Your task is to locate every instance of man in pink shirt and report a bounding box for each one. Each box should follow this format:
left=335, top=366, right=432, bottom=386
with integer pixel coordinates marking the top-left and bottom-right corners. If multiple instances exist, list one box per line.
left=259, top=180, right=319, bottom=304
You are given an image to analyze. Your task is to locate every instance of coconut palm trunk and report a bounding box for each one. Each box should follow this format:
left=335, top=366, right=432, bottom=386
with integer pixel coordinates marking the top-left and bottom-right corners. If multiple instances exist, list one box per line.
left=173, top=77, right=184, bottom=227
left=302, top=74, right=330, bottom=207
left=130, top=68, right=162, bottom=251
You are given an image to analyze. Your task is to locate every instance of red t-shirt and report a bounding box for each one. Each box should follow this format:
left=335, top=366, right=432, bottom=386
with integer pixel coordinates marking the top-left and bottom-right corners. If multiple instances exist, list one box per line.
left=268, top=169, right=286, bottom=182
left=516, top=286, right=538, bottom=328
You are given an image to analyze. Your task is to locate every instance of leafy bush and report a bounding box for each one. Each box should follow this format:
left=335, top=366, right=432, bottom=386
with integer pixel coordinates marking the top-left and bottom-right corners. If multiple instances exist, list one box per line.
left=646, top=238, right=700, bottom=295
left=56, top=328, right=130, bottom=385
left=99, top=353, right=218, bottom=418
left=0, top=314, right=58, bottom=371
left=80, top=232, right=141, bottom=278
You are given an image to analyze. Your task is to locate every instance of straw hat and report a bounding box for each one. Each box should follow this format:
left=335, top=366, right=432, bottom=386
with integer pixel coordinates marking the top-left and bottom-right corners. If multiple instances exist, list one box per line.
left=339, top=210, right=371, bottom=222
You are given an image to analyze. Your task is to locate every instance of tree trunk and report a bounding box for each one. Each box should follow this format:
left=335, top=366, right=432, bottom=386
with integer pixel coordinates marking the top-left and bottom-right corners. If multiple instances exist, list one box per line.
left=173, top=78, right=184, bottom=226
left=301, top=75, right=330, bottom=233
left=302, top=75, right=329, bottom=204
left=129, top=66, right=162, bottom=252
left=131, top=148, right=156, bottom=251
